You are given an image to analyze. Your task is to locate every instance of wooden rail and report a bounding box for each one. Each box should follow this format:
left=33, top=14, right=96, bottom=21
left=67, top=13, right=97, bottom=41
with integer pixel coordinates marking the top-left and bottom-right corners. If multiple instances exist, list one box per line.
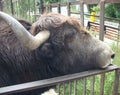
left=0, top=65, right=119, bottom=95
left=87, top=21, right=120, bottom=41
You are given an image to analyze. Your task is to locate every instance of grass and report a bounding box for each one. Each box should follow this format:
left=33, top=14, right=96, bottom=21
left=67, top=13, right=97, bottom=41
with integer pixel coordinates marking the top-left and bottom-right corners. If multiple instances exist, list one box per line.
left=111, top=42, right=120, bottom=66
left=56, top=72, right=118, bottom=95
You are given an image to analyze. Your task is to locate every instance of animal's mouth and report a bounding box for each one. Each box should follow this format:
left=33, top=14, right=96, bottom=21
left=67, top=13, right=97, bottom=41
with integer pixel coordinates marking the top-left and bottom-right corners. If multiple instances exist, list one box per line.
left=96, top=50, right=115, bottom=69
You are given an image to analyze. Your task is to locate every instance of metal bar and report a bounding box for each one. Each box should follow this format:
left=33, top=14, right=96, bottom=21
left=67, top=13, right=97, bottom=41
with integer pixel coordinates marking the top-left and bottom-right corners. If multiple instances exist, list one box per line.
left=10, top=0, right=14, bottom=15
left=57, top=3, right=60, bottom=13
left=80, top=1, right=84, bottom=26
left=74, top=80, right=77, bottom=95
left=19, top=0, right=26, bottom=18
left=67, top=2, right=70, bottom=16
left=28, top=0, right=30, bottom=21
left=0, top=0, right=3, bottom=11
left=0, top=65, right=119, bottom=94
left=69, top=81, right=72, bottom=95
left=40, top=0, right=44, bottom=14
left=99, top=0, right=105, bottom=41
left=17, top=0, right=19, bottom=17
left=100, top=74, right=105, bottom=95
left=15, top=1, right=17, bottom=16
left=49, top=5, right=52, bottom=12
left=62, top=82, right=65, bottom=95
left=90, top=76, right=95, bottom=95
left=33, top=0, right=36, bottom=21
left=82, top=78, right=86, bottom=95
left=44, top=0, right=120, bottom=8
left=57, top=83, right=60, bottom=95
left=112, top=69, right=120, bottom=95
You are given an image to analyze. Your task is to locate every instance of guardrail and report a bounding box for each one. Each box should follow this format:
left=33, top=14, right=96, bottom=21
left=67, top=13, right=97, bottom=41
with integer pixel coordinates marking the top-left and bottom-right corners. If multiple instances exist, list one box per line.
left=0, top=65, right=119, bottom=95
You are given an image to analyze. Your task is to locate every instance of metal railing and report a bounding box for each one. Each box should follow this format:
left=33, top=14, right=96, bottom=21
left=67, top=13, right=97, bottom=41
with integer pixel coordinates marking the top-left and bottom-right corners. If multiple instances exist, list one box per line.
left=0, top=65, right=119, bottom=95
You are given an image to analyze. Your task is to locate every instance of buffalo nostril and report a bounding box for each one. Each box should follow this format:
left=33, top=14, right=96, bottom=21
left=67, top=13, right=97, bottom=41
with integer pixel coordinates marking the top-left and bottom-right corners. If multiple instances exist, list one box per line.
left=111, top=54, right=115, bottom=59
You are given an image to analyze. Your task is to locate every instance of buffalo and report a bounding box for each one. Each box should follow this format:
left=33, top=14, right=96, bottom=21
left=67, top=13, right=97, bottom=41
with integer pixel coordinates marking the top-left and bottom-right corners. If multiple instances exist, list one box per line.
left=0, top=12, right=115, bottom=95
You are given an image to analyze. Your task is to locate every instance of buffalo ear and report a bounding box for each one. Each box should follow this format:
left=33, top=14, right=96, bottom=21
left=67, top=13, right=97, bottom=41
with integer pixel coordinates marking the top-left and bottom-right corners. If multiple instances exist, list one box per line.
left=18, top=19, right=32, bottom=31
left=40, top=43, right=54, bottom=58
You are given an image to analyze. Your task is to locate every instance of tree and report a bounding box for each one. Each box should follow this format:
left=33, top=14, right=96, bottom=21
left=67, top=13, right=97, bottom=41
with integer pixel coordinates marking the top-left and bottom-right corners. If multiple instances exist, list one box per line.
left=44, top=0, right=60, bottom=4
left=113, top=3, right=120, bottom=18
left=105, top=3, right=120, bottom=19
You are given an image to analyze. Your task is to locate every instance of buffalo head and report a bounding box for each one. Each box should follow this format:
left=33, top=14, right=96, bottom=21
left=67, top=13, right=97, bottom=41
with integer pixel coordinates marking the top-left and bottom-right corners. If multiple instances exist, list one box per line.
left=31, top=13, right=115, bottom=74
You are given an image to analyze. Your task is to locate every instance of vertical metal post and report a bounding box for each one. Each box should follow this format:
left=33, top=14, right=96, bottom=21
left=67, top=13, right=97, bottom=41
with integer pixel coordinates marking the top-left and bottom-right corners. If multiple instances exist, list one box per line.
left=74, top=80, right=77, bottom=95
left=69, top=81, right=72, bottom=95
left=10, top=0, right=14, bottom=15
left=57, top=3, right=60, bottom=13
left=117, top=21, right=120, bottom=48
left=28, top=0, right=31, bottom=21
left=90, top=76, right=95, bottom=95
left=100, top=74, right=105, bottom=95
left=40, top=0, right=44, bottom=14
left=0, top=0, right=3, bottom=11
left=82, top=78, right=86, bottom=95
left=80, top=1, right=84, bottom=26
left=112, top=69, right=120, bottom=95
left=67, top=2, right=70, bottom=16
left=33, top=0, right=36, bottom=21
left=99, top=0, right=105, bottom=41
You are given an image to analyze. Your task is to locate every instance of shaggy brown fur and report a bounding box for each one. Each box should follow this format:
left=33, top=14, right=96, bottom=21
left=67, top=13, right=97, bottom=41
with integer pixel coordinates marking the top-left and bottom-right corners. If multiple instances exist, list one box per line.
left=31, top=13, right=84, bottom=35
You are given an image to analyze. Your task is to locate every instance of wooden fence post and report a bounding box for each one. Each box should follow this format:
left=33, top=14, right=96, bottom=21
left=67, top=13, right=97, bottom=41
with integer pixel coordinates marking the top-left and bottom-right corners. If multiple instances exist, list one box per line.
left=80, top=1, right=84, bottom=26
left=99, top=0, right=105, bottom=41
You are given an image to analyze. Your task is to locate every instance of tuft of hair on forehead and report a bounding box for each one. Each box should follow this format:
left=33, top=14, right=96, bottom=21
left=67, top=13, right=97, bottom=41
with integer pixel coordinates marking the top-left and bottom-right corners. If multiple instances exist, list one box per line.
left=37, top=13, right=82, bottom=30
left=31, top=12, right=86, bottom=35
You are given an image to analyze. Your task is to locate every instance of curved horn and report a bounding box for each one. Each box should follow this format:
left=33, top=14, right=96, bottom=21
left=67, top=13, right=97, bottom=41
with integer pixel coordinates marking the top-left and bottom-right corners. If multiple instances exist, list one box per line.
left=0, top=12, right=50, bottom=50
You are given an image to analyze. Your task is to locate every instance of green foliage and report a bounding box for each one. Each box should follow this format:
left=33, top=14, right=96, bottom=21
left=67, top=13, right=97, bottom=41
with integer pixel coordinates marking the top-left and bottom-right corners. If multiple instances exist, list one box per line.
left=3, top=0, right=11, bottom=14
left=88, top=3, right=120, bottom=19
left=110, top=43, right=120, bottom=66
left=105, top=3, right=120, bottom=19
left=91, top=5, right=100, bottom=13
left=56, top=72, right=118, bottom=95
left=44, top=0, right=60, bottom=4
left=105, top=3, right=116, bottom=18
left=87, top=4, right=97, bottom=13
left=113, top=3, right=120, bottom=18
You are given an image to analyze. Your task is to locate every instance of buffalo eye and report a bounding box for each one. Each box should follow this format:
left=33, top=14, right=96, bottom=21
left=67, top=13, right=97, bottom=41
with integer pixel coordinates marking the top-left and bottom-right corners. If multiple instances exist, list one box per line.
left=40, top=43, right=54, bottom=58
left=65, top=30, right=76, bottom=42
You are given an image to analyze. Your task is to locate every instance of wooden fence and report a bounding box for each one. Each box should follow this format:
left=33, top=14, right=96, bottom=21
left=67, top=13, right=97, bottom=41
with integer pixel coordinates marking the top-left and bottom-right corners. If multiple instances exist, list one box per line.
left=87, top=21, right=120, bottom=41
